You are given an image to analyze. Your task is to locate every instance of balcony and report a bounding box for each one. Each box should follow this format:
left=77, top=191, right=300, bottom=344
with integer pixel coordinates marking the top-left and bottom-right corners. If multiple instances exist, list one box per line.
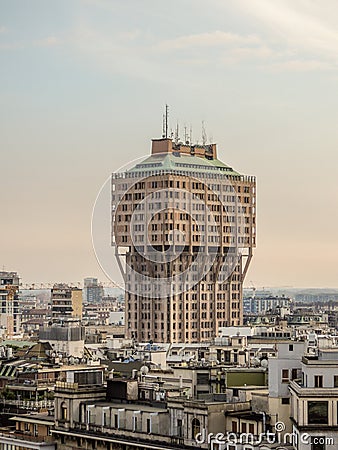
left=0, top=399, right=54, bottom=411
left=289, top=380, right=338, bottom=397
left=55, top=381, right=78, bottom=391
left=55, top=381, right=105, bottom=395
left=69, top=422, right=185, bottom=449
left=0, top=431, right=56, bottom=449
left=7, top=378, right=38, bottom=387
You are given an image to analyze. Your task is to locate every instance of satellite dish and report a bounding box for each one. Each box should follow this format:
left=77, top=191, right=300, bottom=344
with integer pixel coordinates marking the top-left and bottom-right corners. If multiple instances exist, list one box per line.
left=261, top=359, right=268, bottom=368
left=251, top=357, right=260, bottom=367
left=140, top=366, right=149, bottom=375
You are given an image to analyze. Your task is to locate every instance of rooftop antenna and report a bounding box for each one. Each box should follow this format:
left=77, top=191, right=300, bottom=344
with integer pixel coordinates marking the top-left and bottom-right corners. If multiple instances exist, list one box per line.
left=165, top=104, right=169, bottom=138
left=189, top=125, right=193, bottom=145
left=175, top=122, right=179, bottom=144
left=202, top=121, right=207, bottom=145
left=162, top=114, right=166, bottom=138
left=184, top=125, right=188, bottom=144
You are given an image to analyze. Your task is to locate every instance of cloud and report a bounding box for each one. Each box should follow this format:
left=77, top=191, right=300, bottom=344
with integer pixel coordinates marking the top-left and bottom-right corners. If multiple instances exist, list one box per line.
left=154, top=24, right=333, bottom=72
left=269, top=59, right=333, bottom=72
left=66, top=24, right=192, bottom=85
left=67, top=24, right=277, bottom=81
left=66, top=22, right=333, bottom=77
left=117, top=30, right=141, bottom=42
left=222, top=45, right=273, bottom=64
left=232, top=0, right=338, bottom=59
left=35, top=36, right=61, bottom=47
left=0, top=34, right=61, bottom=52
left=0, top=42, right=23, bottom=51
left=0, top=26, right=7, bottom=34
left=157, top=30, right=261, bottom=51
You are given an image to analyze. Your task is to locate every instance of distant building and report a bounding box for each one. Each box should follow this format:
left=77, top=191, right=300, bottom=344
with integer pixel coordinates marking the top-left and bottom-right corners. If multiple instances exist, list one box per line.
left=39, top=319, right=85, bottom=358
left=0, top=412, right=56, bottom=450
left=51, top=284, right=82, bottom=320
left=21, top=308, right=51, bottom=335
left=243, top=293, right=291, bottom=315
left=83, top=277, right=104, bottom=303
left=0, top=271, right=20, bottom=337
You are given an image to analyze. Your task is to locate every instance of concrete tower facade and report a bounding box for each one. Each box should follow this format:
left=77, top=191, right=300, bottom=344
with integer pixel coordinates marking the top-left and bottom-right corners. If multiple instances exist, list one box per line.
left=112, top=138, right=256, bottom=343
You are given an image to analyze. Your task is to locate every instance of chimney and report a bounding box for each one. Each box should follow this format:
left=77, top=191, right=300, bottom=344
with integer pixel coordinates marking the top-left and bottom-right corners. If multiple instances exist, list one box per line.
left=151, top=138, right=173, bottom=154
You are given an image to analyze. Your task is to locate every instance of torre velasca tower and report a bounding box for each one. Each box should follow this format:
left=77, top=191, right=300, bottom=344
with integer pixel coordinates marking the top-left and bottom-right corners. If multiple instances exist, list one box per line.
left=112, top=136, right=256, bottom=343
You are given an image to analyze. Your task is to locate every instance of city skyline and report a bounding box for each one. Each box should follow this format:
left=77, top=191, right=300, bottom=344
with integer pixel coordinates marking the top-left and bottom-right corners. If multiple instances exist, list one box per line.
left=1, top=1, right=338, bottom=287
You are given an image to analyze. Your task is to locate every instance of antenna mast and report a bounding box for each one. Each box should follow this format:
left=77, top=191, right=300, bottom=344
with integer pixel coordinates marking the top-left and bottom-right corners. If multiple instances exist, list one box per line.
left=162, top=114, right=166, bottom=138
left=202, top=121, right=207, bottom=145
left=175, top=122, right=179, bottom=144
left=165, top=104, right=169, bottom=138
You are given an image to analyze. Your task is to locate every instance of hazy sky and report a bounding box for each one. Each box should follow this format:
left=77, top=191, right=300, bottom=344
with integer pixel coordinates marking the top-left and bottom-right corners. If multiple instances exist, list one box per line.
left=1, top=0, right=338, bottom=287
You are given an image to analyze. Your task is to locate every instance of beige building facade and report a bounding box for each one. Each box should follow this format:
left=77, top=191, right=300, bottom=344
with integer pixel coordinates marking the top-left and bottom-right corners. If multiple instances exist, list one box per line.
left=51, top=284, right=83, bottom=320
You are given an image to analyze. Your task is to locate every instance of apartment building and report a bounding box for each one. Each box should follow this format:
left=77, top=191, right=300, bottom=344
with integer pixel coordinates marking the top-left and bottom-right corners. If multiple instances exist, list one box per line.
left=51, top=284, right=82, bottom=320
left=83, top=277, right=104, bottom=303
left=0, top=271, right=20, bottom=337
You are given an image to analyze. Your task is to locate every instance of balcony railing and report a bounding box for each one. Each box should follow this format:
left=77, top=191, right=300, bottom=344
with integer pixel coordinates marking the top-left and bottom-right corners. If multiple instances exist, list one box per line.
left=0, top=431, right=55, bottom=444
left=73, top=422, right=161, bottom=437
left=1, top=399, right=54, bottom=410
left=289, top=379, right=338, bottom=396
left=7, top=378, right=56, bottom=387
left=70, top=422, right=186, bottom=448
left=55, top=381, right=78, bottom=390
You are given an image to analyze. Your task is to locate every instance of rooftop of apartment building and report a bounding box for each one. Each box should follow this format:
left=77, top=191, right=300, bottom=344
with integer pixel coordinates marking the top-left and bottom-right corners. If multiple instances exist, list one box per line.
left=0, top=272, right=19, bottom=285
left=303, top=349, right=338, bottom=364
left=113, top=138, right=256, bottom=182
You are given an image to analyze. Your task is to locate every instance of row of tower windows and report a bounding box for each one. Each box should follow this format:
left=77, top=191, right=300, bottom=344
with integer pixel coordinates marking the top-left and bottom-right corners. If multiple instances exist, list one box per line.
left=117, top=210, right=254, bottom=223
left=129, top=323, right=218, bottom=335
left=118, top=224, right=253, bottom=236
left=121, top=234, right=253, bottom=245
left=132, top=325, right=241, bottom=342
left=117, top=181, right=254, bottom=192
left=115, top=191, right=254, bottom=204
left=126, top=285, right=240, bottom=301
left=127, top=300, right=241, bottom=315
